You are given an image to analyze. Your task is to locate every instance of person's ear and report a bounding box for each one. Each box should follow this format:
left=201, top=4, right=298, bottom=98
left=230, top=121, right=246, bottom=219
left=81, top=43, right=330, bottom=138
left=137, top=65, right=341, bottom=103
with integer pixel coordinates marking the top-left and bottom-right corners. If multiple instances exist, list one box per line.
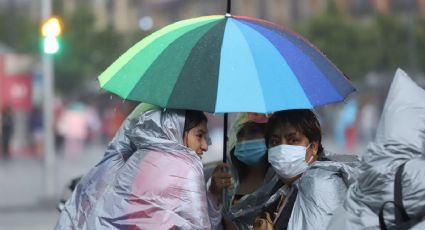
left=311, top=141, right=319, bottom=157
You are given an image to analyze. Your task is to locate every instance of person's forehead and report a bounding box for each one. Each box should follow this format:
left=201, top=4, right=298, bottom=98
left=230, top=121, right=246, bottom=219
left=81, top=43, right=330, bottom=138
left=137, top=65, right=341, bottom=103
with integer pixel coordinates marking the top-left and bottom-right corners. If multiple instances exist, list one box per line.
left=270, top=123, right=297, bottom=136
left=194, top=122, right=208, bottom=132
left=238, top=132, right=264, bottom=141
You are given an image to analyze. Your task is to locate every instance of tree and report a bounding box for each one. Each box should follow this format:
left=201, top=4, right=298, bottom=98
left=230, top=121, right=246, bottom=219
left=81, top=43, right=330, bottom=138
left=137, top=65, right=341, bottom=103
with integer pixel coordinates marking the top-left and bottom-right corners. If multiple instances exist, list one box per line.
left=54, top=6, right=134, bottom=95
left=373, top=14, right=410, bottom=72
left=296, top=11, right=380, bottom=81
left=0, top=11, right=38, bottom=53
left=415, top=17, right=425, bottom=74
left=296, top=0, right=423, bottom=81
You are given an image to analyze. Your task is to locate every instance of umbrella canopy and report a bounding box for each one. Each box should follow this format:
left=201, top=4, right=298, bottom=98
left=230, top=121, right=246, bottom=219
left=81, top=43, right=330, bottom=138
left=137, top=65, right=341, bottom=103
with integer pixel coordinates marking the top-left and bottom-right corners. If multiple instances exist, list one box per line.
left=98, top=15, right=355, bottom=114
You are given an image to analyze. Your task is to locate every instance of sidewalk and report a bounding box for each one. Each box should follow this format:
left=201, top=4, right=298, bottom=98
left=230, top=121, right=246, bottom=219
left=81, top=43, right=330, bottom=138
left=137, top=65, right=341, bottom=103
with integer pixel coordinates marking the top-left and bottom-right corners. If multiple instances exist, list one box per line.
left=0, top=144, right=105, bottom=230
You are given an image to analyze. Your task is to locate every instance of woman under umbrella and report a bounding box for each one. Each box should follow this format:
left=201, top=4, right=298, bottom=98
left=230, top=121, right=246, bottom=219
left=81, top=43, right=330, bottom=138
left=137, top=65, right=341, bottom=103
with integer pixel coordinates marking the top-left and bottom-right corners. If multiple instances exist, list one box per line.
left=56, top=103, right=212, bottom=229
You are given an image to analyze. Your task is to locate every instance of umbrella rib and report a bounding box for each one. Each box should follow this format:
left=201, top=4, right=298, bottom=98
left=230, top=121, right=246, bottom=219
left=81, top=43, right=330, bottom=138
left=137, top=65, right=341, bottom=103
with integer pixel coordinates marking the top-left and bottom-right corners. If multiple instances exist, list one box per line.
left=167, top=19, right=227, bottom=112
left=124, top=20, right=223, bottom=102
left=230, top=19, right=279, bottom=113
left=236, top=19, right=316, bottom=109
left=236, top=16, right=355, bottom=98
left=100, top=17, right=224, bottom=101
left=99, top=16, right=223, bottom=86
left=235, top=18, right=352, bottom=108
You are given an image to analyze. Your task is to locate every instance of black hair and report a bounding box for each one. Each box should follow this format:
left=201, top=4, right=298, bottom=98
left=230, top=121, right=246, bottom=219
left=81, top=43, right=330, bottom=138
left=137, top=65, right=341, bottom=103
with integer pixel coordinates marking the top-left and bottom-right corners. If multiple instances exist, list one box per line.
left=236, top=121, right=266, bottom=141
left=184, top=110, right=208, bottom=133
left=230, top=121, right=268, bottom=181
left=265, top=109, right=325, bottom=159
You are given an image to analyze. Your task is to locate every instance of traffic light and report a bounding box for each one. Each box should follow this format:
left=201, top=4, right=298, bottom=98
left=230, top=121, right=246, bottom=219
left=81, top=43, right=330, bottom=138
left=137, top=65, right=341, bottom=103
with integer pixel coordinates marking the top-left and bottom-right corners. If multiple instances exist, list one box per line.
left=41, top=17, right=63, bottom=54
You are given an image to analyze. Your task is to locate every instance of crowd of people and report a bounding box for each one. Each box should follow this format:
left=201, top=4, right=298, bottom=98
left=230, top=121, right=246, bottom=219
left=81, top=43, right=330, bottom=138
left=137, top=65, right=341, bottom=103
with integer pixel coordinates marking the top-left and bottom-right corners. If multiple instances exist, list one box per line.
left=26, top=99, right=134, bottom=158
left=54, top=69, right=424, bottom=230
left=1, top=107, right=14, bottom=160
left=0, top=98, right=134, bottom=159
left=1, top=95, right=380, bottom=160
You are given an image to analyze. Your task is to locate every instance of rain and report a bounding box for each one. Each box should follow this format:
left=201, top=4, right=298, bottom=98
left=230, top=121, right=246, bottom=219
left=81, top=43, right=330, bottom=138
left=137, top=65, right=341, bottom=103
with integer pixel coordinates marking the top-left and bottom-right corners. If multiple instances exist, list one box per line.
left=0, top=0, right=424, bottom=229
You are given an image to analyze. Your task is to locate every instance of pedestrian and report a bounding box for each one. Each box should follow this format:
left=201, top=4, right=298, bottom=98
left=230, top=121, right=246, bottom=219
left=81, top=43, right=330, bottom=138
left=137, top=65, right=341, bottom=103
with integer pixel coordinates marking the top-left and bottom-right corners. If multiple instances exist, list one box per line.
left=57, top=102, right=89, bottom=158
left=29, top=107, right=43, bottom=156
left=1, top=107, right=14, bottom=160
left=56, top=104, right=212, bottom=229
left=253, top=109, right=356, bottom=230
left=102, top=107, right=126, bottom=141
left=358, top=102, right=379, bottom=143
left=208, top=118, right=281, bottom=230
left=335, top=100, right=358, bottom=153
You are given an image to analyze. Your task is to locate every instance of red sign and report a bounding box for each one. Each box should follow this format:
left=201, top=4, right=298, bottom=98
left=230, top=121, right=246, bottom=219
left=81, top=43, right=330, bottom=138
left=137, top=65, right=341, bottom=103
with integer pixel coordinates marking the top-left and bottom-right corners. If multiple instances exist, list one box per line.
left=1, top=74, right=32, bottom=111
left=0, top=56, right=4, bottom=110
left=0, top=55, right=33, bottom=111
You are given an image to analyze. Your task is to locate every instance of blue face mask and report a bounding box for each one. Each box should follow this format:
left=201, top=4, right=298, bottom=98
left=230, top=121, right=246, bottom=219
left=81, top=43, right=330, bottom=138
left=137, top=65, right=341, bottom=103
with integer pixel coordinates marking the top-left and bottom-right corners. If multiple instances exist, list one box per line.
left=234, top=138, right=267, bottom=166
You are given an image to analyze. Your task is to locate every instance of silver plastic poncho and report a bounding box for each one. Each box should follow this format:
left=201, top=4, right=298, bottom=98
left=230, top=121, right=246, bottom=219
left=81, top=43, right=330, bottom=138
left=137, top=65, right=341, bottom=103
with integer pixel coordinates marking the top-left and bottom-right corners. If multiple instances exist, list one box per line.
left=285, top=159, right=358, bottom=230
left=218, top=153, right=359, bottom=230
left=327, top=69, right=425, bottom=229
left=223, top=168, right=280, bottom=230
left=213, top=113, right=281, bottom=230
left=208, top=110, right=359, bottom=229
left=55, top=105, right=211, bottom=229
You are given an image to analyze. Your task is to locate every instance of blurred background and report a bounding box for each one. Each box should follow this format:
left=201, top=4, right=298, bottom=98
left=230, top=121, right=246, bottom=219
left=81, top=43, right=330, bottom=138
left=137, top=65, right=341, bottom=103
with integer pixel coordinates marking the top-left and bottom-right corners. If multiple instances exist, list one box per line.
left=0, top=0, right=424, bottom=229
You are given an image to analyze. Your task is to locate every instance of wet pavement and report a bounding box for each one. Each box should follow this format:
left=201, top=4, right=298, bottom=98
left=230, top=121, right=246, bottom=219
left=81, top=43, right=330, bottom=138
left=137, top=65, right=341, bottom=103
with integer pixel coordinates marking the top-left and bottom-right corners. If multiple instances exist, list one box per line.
left=0, top=144, right=105, bottom=229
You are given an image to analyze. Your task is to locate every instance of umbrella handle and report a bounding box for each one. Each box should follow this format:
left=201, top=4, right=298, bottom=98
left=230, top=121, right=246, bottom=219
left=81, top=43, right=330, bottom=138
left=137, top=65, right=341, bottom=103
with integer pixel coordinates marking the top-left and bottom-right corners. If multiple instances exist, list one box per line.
left=221, top=113, right=229, bottom=220
left=227, top=0, right=231, bottom=15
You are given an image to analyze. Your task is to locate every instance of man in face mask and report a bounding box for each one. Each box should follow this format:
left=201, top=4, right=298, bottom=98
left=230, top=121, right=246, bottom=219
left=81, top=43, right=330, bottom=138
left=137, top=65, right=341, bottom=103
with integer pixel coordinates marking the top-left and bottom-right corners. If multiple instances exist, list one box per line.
left=252, top=109, right=353, bottom=230
left=267, top=121, right=320, bottom=185
left=209, top=121, right=283, bottom=230
left=234, top=138, right=267, bottom=165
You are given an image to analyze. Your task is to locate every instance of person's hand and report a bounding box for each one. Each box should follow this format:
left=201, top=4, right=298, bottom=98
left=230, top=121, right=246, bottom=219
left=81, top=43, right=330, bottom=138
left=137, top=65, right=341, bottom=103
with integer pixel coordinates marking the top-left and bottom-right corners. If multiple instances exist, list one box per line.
left=253, top=212, right=274, bottom=230
left=209, top=163, right=232, bottom=196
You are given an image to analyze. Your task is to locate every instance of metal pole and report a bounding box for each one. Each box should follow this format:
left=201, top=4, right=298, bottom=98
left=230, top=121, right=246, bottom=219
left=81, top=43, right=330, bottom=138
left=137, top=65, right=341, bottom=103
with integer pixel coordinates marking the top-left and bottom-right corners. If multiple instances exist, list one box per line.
left=41, top=0, right=55, bottom=198
left=0, top=58, right=3, bottom=158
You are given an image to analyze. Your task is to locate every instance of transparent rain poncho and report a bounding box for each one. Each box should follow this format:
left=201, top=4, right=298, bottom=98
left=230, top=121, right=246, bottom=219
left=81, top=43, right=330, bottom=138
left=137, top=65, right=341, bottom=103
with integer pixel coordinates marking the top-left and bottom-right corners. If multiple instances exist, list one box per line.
left=217, top=113, right=359, bottom=230
left=55, top=104, right=211, bottom=229
left=216, top=113, right=280, bottom=229
left=287, top=159, right=358, bottom=230
left=220, top=151, right=359, bottom=230
left=327, top=69, right=425, bottom=229
left=222, top=168, right=281, bottom=229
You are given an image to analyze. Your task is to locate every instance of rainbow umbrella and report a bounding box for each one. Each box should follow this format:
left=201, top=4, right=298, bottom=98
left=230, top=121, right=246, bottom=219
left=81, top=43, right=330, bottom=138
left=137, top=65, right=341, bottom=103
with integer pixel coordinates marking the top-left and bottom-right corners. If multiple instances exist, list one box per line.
left=98, top=4, right=355, bottom=160
left=98, top=16, right=354, bottom=114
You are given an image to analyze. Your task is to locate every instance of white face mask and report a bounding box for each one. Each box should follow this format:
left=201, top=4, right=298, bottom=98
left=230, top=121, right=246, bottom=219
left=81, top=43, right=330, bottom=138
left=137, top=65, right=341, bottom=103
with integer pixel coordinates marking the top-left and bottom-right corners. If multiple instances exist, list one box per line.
left=268, top=144, right=313, bottom=179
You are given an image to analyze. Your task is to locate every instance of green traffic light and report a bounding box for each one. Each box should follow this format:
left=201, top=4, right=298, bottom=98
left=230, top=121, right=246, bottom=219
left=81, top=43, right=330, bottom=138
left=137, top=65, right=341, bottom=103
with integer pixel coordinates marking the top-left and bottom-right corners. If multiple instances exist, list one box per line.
left=41, top=17, right=63, bottom=55
left=43, top=35, right=60, bottom=54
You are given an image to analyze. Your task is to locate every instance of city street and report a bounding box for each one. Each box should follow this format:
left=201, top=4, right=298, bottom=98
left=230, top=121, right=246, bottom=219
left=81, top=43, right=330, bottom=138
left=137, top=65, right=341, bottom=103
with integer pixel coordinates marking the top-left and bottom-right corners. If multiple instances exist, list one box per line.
left=0, top=144, right=105, bottom=230
left=0, top=0, right=423, bottom=229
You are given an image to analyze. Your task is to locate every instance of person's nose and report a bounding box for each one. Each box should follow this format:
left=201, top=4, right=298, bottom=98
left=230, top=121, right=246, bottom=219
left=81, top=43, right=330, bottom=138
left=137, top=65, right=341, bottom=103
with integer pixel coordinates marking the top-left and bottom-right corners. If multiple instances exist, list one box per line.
left=201, top=138, right=208, bottom=152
